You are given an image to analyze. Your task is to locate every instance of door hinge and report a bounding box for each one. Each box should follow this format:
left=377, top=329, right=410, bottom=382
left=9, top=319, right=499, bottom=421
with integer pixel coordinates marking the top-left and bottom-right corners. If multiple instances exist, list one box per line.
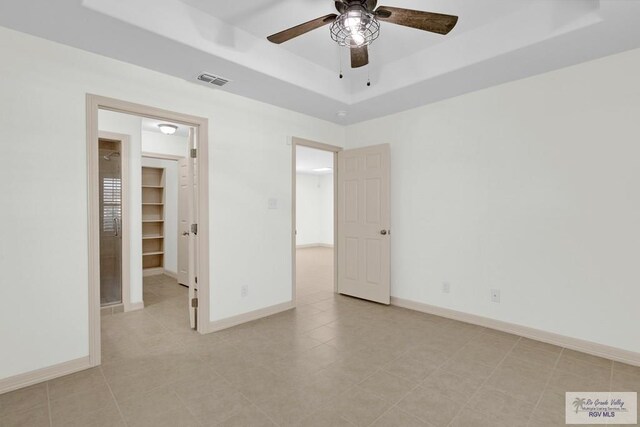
left=195, top=276, right=198, bottom=284
left=191, top=223, right=198, bottom=235
left=190, top=148, right=197, bottom=158
left=191, top=296, right=198, bottom=331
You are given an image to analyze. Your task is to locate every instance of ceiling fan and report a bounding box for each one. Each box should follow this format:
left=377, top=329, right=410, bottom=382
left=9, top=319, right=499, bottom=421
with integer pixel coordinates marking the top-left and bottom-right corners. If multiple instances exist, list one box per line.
left=267, top=0, right=458, bottom=69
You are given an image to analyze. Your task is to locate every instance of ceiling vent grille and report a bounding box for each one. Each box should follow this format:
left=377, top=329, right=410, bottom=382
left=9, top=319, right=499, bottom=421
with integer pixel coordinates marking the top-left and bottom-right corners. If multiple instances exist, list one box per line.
left=197, top=72, right=230, bottom=87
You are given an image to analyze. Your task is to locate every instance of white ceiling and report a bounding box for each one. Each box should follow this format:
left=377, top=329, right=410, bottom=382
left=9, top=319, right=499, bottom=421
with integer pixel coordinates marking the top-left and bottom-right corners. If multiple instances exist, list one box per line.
left=2, top=1, right=640, bottom=124
left=182, top=0, right=526, bottom=73
left=296, top=146, right=334, bottom=175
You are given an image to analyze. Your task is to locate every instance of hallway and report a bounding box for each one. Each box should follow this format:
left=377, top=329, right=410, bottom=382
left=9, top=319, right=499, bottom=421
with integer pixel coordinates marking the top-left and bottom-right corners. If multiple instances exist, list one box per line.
left=296, top=246, right=334, bottom=300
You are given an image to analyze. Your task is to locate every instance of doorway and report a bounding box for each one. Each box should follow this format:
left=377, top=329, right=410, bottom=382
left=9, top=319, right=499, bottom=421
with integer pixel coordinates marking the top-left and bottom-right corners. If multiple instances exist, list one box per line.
left=293, top=139, right=392, bottom=307
left=87, top=95, right=210, bottom=367
left=99, top=138, right=123, bottom=307
left=97, top=132, right=131, bottom=315
left=292, top=138, right=341, bottom=303
left=139, top=126, right=195, bottom=329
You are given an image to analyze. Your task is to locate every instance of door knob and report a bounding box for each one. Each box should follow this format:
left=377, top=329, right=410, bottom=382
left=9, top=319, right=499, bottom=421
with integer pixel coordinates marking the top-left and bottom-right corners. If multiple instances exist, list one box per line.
left=380, top=230, right=388, bottom=235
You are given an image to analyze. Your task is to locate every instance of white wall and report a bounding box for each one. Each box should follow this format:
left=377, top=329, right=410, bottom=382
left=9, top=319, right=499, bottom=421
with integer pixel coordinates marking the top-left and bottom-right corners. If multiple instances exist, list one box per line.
left=141, top=157, right=178, bottom=275
left=319, top=174, right=334, bottom=246
left=141, top=131, right=188, bottom=158
left=346, top=48, right=640, bottom=354
left=296, top=173, right=334, bottom=247
left=0, top=26, right=344, bottom=381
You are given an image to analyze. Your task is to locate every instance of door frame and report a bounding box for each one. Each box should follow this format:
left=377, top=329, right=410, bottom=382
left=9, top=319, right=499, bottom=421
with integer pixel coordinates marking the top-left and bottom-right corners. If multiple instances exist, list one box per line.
left=291, top=137, right=342, bottom=304
left=87, top=94, right=210, bottom=367
left=98, top=131, right=131, bottom=312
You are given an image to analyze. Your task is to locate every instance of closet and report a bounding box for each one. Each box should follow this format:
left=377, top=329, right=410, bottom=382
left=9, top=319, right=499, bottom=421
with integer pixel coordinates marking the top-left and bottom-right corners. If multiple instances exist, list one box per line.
left=141, top=167, right=165, bottom=275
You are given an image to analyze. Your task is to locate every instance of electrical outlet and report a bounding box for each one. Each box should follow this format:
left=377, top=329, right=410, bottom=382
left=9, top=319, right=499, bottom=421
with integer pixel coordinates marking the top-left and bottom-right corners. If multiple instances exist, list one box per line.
left=491, top=289, right=501, bottom=303
left=442, top=282, right=451, bottom=294
left=241, top=284, right=249, bottom=298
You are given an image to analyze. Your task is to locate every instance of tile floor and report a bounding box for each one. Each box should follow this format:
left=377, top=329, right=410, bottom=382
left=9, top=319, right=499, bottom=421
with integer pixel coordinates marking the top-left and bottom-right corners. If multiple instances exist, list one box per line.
left=295, top=246, right=335, bottom=297
left=1, top=247, right=638, bottom=426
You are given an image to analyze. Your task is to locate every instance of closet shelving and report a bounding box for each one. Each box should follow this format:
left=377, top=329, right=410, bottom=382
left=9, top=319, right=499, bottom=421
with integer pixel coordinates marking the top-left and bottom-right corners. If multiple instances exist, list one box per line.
left=141, top=167, right=165, bottom=275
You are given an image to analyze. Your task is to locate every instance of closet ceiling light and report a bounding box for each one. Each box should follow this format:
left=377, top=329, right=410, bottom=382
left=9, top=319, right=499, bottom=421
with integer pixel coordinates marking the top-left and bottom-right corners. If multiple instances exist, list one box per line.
left=158, top=124, right=178, bottom=135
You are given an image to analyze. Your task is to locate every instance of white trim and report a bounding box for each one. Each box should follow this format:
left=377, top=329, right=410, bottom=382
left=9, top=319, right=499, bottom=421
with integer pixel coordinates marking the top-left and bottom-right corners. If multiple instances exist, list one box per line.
left=143, top=267, right=164, bottom=277
left=293, top=137, right=343, bottom=153
left=296, top=244, right=334, bottom=249
left=391, top=297, right=640, bottom=367
left=332, top=149, right=338, bottom=294
left=141, top=151, right=184, bottom=161
left=127, top=301, right=144, bottom=312
left=86, top=96, right=101, bottom=367
left=163, top=269, right=178, bottom=279
left=0, top=357, right=91, bottom=395
left=207, top=302, right=294, bottom=333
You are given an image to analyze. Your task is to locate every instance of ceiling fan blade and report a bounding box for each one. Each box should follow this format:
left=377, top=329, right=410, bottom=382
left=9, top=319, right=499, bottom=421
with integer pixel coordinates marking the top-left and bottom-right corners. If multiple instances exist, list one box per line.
left=267, top=14, right=338, bottom=44
left=351, top=45, right=369, bottom=68
left=375, top=6, right=458, bottom=35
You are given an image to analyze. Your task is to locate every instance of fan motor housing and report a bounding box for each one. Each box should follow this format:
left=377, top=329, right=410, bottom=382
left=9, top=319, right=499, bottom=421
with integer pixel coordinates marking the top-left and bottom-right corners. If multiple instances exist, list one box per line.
left=336, top=0, right=376, bottom=14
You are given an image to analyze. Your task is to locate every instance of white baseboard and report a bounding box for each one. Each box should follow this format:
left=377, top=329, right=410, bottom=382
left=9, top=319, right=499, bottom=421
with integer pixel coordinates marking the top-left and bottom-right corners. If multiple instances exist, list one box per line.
left=100, top=304, right=124, bottom=316
left=126, top=301, right=144, bottom=312
left=163, top=269, right=177, bottom=279
left=296, top=243, right=334, bottom=249
left=0, top=356, right=92, bottom=395
left=391, top=297, right=640, bottom=367
left=143, top=267, right=164, bottom=277
left=207, top=301, right=295, bottom=333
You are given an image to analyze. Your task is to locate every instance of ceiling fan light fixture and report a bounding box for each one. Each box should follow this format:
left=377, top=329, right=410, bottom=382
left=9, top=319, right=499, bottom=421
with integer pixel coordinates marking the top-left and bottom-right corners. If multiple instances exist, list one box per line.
left=351, top=32, right=365, bottom=46
left=330, top=5, right=379, bottom=48
left=158, top=124, right=178, bottom=135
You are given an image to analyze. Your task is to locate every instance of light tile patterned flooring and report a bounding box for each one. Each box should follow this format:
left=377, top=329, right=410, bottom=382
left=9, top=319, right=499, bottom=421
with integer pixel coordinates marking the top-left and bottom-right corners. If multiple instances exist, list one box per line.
left=1, top=247, right=639, bottom=426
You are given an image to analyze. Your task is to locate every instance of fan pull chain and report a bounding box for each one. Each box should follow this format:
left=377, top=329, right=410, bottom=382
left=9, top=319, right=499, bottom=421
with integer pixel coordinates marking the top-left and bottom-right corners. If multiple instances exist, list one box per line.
left=339, top=47, right=344, bottom=79
left=366, top=44, right=372, bottom=87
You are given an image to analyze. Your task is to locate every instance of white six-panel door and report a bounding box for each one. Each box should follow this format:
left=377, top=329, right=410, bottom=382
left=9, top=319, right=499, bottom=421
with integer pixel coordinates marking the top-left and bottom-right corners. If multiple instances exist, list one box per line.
left=178, top=129, right=198, bottom=329
left=337, top=144, right=390, bottom=304
left=177, top=158, right=189, bottom=287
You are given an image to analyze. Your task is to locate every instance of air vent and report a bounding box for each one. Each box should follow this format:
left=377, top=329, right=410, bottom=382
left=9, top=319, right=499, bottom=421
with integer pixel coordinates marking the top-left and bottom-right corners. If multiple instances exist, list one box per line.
left=197, top=72, right=231, bottom=87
